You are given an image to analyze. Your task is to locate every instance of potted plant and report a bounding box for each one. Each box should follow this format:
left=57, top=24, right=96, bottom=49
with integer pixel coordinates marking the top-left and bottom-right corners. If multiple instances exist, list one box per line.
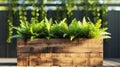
left=12, top=17, right=110, bottom=66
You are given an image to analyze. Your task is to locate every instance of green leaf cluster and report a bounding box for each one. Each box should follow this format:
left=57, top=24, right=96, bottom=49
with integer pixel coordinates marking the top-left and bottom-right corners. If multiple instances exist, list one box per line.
left=50, top=18, right=68, bottom=38
left=12, top=18, right=47, bottom=40
left=12, top=17, right=110, bottom=40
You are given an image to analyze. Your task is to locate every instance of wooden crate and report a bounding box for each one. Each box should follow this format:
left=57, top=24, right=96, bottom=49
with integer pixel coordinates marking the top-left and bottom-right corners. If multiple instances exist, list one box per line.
left=17, top=38, right=103, bottom=66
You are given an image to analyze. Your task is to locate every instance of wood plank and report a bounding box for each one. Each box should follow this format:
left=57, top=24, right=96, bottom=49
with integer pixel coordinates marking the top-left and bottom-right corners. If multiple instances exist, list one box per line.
left=27, top=66, right=35, bottom=67
left=29, top=53, right=88, bottom=66
left=17, top=53, right=29, bottom=66
left=29, top=54, right=53, bottom=66
left=90, top=53, right=103, bottom=58
left=77, top=66, right=85, bottom=67
left=35, top=66, right=51, bottom=67
left=17, top=39, right=77, bottom=53
left=17, top=39, right=78, bottom=46
left=17, top=57, right=29, bottom=66
left=89, top=58, right=103, bottom=66
left=61, top=47, right=103, bottom=53
left=10, top=66, right=27, bottom=67
left=18, top=53, right=103, bottom=66
left=17, top=39, right=103, bottom=53
left=78, top=39, right=103, bottom=48
left=61, top=66, right=76, bottom=67
left=18, top=46, right=103, bottom=53
left=51, top=66, right=60, bottom=67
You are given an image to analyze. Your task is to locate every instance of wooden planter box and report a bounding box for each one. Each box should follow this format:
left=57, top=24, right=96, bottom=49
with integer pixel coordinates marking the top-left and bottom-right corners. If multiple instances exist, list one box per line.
left=17, top=38, right=103, bottom=66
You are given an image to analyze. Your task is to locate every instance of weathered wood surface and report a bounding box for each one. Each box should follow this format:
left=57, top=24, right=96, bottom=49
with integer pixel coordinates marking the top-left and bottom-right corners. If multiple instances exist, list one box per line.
left=17, top=39, right=103, bottom=53
left=17, top=53, right=103, bottom=66
left=17, top=39, right=103, bottom=66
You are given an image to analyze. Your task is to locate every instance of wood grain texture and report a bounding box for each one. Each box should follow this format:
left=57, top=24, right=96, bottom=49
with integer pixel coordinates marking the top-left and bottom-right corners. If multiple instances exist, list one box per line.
left=17, top=39, right=103, bottom=53
left=35, top=66, right=51, bottom=67
left=61, top=66, right=76, bottom=67
left=17, top=53, right=29, bottom=66
left=11, top=66, right=27, bottom=67
left=17, top=38, right=103, bottom=66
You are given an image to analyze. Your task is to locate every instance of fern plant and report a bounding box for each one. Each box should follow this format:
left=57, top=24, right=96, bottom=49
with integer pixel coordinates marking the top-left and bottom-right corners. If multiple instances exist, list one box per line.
left=12, top=19, right=30, bottom=39
left=12, top=18, right=47, bottom=40
left=77, top=17, right=90, bottom=38
left=50, top=18, right=68, bottom=38
left=68, top=19, right=80, bottom=40
left=29, top=18, right=47, bottom=40
left=12, top=17, right=110, bottom=40
left=79, top=17, right=110, bottom=39
left=88, top=19, right=110, bottom=39
left=68, top=17, right=110, bottom=40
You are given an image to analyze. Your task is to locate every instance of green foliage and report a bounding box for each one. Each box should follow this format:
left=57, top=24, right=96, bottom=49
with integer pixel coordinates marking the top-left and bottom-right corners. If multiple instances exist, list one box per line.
left=7, top=17, right=13, bottom=43
left=45, top=18, right=53, bottom=39
left=82, top=0, right=108, bottom=27
left=50, top=18, right=68, bottom=38
left=7, top=0, right=108, bottom=43
left=88, top=19, right=110, bottom=38
left=12, top=19, right=30, bottom=39
left=12, top=17, right=110, bottom=40
left=55, top=0, right=76, bottom=22
left=29, top=18, right=47, bottom=39
left=12, top=18, right=47, bottom=40
left=77, top=17, right=90, bottom=38
left=68, top=19, right=80, bottom=40
left=68, top=17, right=110, bottom=40
left=31, top=0, right=47, bottom=21
left=65, top=0, right=76, bottom=17
left=7, top=0, right=17, bottom=43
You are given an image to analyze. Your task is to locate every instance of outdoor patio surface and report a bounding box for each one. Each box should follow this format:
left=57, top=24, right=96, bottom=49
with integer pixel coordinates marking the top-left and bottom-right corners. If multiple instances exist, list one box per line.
left=0, top=58, right=120, bottom=66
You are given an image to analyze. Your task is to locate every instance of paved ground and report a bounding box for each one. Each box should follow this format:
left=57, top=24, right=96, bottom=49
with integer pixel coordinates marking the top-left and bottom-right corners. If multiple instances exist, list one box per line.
left=0, top=58, right=120, bottom=66
left=104, top=58, right=120, bottom=66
